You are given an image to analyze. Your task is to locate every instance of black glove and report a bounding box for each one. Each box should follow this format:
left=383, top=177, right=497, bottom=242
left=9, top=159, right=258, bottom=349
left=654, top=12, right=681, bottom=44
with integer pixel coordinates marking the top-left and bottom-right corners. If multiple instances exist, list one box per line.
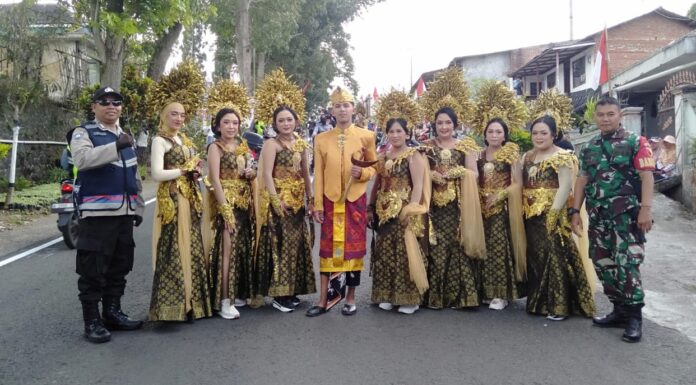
left=116, top=133, right=134, bottom=150
left=133, top=215, right=143, bottom=227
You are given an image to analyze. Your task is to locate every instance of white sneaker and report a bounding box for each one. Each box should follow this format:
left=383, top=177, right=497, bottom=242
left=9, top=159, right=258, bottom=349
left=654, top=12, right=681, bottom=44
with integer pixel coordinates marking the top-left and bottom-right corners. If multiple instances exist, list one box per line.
left=546, top=314, right=567, bottom=321
left=378, top=302, right=393, bottom=311
left=488, top=298, right=509, bottom=311
left=398, top=305, right=419, bottom=314
left=219, top=299, right=240, bottom=319
left=234, top=298, right=247, bottom=307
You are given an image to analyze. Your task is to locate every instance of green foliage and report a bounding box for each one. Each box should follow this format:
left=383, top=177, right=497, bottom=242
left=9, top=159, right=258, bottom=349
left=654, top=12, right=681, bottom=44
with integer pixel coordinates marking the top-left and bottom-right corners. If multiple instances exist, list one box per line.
left=0, top=182, right=60, bottom=208
left=42, top=167, right=69, bottom=184
left=0, top=176, right=33, bottom=193
left=180, top=117, right=208, bottom=157
left=211, top=0, right=382, bottom=111
left=583, top=96, right=598, bottom=125
left=75, top=83, right=101, bottom=122
left=120, top=65, right=155, bottom=132
left=0, top=1, right=61, bottom=121
left=509, top=128, right=532, bottom=153
left=138, top=163, right=148, bottom=179
left=688, top=3, right=696, bottom=19
left=0, top=144, right=11, bottom=160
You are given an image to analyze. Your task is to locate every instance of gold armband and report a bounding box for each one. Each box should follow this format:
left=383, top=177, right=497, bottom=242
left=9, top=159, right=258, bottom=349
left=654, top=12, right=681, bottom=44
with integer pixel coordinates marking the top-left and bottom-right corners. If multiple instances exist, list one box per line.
left=219, top=203, right=235, bottom=227
left=269, top=194, right=284, bottom=216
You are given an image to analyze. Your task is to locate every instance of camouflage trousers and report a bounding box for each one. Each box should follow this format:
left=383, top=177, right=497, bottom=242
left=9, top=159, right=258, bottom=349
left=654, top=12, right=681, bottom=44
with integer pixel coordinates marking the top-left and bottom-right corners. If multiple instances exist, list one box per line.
left=588, top=210, right=645, bottom=306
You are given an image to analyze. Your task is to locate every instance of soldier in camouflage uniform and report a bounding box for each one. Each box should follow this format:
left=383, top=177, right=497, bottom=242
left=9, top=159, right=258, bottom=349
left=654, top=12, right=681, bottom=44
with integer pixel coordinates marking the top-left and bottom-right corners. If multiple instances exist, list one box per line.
left=571, top=96, right=655, bottom=343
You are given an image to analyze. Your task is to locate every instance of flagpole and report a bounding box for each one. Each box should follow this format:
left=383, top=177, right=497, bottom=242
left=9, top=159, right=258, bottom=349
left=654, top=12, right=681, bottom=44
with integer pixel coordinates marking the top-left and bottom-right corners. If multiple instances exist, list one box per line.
left=605, top=26, right=612, bottom=94
left=410, top=56, right=413, bottom=92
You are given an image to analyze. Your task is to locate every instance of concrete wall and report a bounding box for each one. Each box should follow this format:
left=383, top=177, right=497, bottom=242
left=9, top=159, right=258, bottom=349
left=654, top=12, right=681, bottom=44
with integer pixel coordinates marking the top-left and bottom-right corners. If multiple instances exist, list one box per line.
left=675, top=89, right=696, bottom=211
left=456, top=52, right=510, bottom=82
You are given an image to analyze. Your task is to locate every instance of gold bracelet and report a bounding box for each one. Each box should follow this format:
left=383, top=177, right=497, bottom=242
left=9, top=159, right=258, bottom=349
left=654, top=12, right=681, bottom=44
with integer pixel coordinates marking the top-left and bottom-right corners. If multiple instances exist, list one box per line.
left=219, top=203, right=235, bottom=227
left=269, top=194, right=283, bottom=215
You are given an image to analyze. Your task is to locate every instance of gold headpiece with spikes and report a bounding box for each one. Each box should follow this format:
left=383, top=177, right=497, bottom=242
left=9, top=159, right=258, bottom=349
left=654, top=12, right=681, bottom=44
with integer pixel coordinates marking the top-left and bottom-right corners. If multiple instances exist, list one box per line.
left=147, top=60, right=205, bottom=123
left=207, top=79, right=250, bottom=120
left=472, top=80, right=529, bottom=135
left=528, top=88, right=573, bottom=134
left=254, top=68, right=306, bottom=125
left=418, top=67, right=474, bottom=126
left=330, top=86, right=354, bottom=104
left=375, top=89, right=422, bottom=132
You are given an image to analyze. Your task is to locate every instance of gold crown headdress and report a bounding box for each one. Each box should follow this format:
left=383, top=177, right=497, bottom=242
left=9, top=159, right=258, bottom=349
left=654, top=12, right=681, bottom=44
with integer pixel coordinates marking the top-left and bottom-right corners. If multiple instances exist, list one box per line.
left=330, top=86, right=354, bottom=105
left=147, top=60, right=205, bottom=123
left=207, top=79, right=251, bottom=120
left=472, top=80, right=529, bottom=135
left=375, top=89, right=422, bottom=132
left=254, top=68, right=306, bottom=125
left=528, top=88, right=573, bottom=134
left=419, top=67, right=474, bottom=126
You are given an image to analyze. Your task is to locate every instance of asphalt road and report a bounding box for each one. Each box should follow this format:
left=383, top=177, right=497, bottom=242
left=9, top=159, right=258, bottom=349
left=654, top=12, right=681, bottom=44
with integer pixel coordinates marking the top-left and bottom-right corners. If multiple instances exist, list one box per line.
left=1, top=204, right=696, bottom=385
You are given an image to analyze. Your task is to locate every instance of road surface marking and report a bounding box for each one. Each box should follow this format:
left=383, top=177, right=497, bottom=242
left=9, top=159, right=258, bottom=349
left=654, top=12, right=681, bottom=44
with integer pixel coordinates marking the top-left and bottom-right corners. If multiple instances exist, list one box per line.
left=0, top=197, right=156, bottom=268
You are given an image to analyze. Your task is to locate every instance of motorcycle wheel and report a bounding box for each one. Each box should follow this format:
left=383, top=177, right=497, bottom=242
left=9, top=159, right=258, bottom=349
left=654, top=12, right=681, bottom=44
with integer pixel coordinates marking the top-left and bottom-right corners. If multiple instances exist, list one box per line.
left=62, top=212, right=80, bottom=249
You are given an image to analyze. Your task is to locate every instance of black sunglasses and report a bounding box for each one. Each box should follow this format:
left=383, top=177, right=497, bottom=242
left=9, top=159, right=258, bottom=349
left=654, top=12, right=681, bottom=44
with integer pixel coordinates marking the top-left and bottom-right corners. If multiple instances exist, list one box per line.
left=96, top=100, right=123, bottom=107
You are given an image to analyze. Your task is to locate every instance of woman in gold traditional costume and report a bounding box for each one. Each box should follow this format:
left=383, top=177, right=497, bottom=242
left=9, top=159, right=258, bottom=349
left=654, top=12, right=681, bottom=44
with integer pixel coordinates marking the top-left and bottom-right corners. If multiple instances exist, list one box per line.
left=369, top=118, right=429, bottom=314
left=520, top=115, right=595, bottom=321
left=477, top=118, right=526, bottom=310
left=206, top=107, right=256, bottom=319
left=256, top=105, right=316, bottom=312
left=149, top=102, right=212, bottom=321
left=422, top=107, right=486, bottom=310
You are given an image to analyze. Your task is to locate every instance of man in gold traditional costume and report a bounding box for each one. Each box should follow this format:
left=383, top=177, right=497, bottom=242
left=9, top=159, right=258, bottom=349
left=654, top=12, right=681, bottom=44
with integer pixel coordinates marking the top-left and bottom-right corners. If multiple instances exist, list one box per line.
left=307, top=87, right=377, bottom=317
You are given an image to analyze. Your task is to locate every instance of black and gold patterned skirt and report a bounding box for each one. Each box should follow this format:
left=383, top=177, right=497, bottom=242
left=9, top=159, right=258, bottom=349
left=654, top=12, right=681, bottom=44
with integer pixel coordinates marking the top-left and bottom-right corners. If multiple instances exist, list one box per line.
left=256, top=209, right=316, bottom=298
left=424, top=201, right=479, bottom=309
left=480, top=210, right=521, bottom=301
left=149, top=198, right=212, bottom=321
left=525, top=215, right=596, bottom=317
left=371, top=218, right=422, bottom=306
left=210, top=207, right=254, bottom=309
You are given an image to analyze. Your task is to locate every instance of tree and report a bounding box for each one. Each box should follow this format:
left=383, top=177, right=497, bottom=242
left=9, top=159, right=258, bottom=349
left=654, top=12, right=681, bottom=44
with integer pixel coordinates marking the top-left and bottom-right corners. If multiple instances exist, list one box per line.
left=210, top=0, right=382, bottom=106
left=688, top=3, right=696, bottom=19
left=265, top=0, right=382, bottom=109
left=66, top=0, right=213, bottom=88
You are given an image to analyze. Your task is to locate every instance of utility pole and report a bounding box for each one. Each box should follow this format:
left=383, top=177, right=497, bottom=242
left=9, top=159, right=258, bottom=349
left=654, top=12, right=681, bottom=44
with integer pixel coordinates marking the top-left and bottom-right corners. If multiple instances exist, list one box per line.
left=569, top=0, right=574, bottom=40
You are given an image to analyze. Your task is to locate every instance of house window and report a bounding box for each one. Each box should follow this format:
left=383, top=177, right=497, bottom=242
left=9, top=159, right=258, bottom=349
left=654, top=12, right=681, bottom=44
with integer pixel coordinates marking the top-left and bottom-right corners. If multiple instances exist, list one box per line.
left=572, top=56, right=586, bottom=87
left=529, top=81, right=543, bottom=96
left=547, top=72, right=556, bottom=89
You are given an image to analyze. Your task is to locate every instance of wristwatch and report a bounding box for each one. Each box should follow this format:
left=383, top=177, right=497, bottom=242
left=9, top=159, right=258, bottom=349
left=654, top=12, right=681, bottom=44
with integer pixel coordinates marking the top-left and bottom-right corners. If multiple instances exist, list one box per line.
left=567, top=207, right=580, bottom=217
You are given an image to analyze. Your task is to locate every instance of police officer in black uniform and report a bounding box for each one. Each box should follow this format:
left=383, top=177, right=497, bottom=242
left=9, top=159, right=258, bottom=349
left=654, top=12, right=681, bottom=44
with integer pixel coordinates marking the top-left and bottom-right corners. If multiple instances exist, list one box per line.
left=70, top=86, right=145, bottom=343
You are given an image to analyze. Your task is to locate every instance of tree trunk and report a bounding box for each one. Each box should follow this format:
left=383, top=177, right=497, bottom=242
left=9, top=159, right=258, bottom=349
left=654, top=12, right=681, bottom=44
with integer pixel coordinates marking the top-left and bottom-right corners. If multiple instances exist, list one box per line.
left=147, top=22, right=184, bottom=81
left=100, top=34, right=126, bottom=89
left=235, top=0, right=253, bottom=94
left=255, top=51, right=266, bottom=88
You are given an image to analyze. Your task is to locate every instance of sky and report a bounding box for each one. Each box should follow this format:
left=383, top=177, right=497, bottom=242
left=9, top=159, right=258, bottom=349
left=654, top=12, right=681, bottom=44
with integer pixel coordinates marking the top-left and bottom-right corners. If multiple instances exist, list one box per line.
left=343, top=0, right=695, bottom=97
left=3, top=0, right=695, bottom=98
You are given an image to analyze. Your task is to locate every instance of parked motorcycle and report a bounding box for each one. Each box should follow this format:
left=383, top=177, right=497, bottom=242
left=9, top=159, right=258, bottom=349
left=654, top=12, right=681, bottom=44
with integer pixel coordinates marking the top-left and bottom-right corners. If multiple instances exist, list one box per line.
left=50, top=178, right=79, bottom=249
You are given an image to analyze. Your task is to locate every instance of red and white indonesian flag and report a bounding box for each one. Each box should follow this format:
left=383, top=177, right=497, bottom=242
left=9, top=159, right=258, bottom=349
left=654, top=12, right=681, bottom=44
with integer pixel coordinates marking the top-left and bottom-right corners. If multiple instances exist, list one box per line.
left=591, top=28, right=609, bottom=89
left=415, top=77, right=426, bottom=98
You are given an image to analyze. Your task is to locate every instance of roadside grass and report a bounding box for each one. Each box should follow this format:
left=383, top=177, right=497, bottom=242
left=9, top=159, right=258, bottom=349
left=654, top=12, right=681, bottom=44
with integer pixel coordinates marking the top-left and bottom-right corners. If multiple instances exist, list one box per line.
left=0, top=183, right=60, bottom=210
left=0, top=183, right=60, bottom=231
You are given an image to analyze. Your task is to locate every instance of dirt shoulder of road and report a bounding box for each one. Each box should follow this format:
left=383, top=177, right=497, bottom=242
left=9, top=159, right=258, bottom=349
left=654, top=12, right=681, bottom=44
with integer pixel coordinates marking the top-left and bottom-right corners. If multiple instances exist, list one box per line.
left=0, top=178, right=158, bottom=258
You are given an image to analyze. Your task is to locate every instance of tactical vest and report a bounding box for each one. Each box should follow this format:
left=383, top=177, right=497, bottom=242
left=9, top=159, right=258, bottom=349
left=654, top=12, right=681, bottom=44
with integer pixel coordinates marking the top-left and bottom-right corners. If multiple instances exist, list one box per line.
left=76, top=122, right=139, bottom=213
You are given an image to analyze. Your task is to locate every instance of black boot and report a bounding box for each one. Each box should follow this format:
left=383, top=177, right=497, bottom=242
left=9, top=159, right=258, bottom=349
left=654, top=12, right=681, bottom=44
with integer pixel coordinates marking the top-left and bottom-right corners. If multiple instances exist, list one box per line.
left=622, top=304, right=643, bottom=343
left=592, top=302, right=628, bottom=328
left=82, top=301, right=111, bottom=343
left=102, top=297, right=143, bottom=331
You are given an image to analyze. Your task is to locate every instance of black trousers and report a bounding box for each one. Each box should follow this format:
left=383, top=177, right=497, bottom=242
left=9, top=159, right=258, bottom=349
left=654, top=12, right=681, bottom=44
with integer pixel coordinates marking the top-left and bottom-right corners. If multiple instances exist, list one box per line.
left=76, top=216, right=135, bottom=302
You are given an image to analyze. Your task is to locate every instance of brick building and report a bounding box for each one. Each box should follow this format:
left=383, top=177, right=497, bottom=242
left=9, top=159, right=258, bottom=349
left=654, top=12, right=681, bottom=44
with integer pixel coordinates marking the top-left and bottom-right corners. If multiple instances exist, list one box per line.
left=511, top=7, right=695, bottom=108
